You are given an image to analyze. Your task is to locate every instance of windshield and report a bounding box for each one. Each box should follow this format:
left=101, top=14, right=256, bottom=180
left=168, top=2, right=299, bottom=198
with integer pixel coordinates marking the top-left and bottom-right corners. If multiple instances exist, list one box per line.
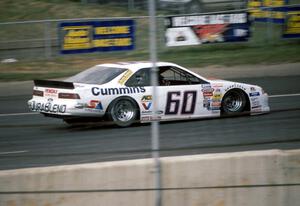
left=65, top=66, right=127, bottom=85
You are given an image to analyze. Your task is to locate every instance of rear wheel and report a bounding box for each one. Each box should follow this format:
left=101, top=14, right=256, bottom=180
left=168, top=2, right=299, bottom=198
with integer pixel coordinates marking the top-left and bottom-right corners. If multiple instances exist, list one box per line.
left=221, top=89, right=247, bottom=115
left=107, top=97, right=138, bottom=127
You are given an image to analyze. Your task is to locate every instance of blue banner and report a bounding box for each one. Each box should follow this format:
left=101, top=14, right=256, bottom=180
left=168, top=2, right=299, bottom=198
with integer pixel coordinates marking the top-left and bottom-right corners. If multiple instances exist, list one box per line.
left=59, top=20, right=135, bottom=54
left=248, top=0, right=289, bottom=24
left=282, top=6, right=300, bottom=38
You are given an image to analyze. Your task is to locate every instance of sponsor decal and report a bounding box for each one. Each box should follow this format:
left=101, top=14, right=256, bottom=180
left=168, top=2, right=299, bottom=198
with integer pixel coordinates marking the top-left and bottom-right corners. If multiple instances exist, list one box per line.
left=88, top=100, right=103, bottom=110
left=250, top=87, right=256, bottom=91
left=249, top=92, right=260, bottom=97
left=44, top=88, right=58, bottom=97
left=201, top=87, right=214, bottom=93
left=211, top=90, right=222, bottom=111
left=251, top=101, right=260, bottom=107
left=225, top=84, right=246, bottom=92
left=212, top=83, right=223, bottom=88
left=211, top=106, right=220, bottom=111
left=252, top=105, right=262, bottom=109
left=45, top=88, right=58, bottom=94
left=212, top=94, right=222, bottom=99
left=156, top=110, right=164, bottom=115
left=203, top=92, right=213, bottom=97
left=211, top=102, right=221, bottom=107
left=141, top=116, right=162, bottom=121
left=141, top=95, right=153, bottom=111
left=142, top=102, right=152, bottom=110
left=201, top=84, right=211, bottom=88
left=141, top=110, right=163, bottom=115
left=29, top=100, right=66, bottom=113
left=141, top=95, right=152, bottom=101
left=118, top=70, right=133, bottom=85
left=213, top=89, right=222, bottom=99
left=203, top=97, right=211, bottom=110
left=92, top=87, right=146, bottom=96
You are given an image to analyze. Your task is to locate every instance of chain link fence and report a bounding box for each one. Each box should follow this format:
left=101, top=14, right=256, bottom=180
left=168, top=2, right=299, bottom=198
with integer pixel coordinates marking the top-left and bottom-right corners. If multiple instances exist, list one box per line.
left=0, top=2, right=299, bottom=61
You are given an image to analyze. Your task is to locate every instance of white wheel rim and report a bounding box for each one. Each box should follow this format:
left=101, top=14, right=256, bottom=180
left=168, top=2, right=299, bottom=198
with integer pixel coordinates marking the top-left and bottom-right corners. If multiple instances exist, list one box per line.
left=113, top=100, right=135, bottom=122
left=223, top=91, right=244, bottom=112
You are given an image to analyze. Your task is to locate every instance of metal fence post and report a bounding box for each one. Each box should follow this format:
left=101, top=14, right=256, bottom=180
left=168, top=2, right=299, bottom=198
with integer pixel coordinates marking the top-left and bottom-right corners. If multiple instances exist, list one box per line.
left=148, top=0, right=162, bottom=206
left=44, top=21, right=52, bottom=59
left=128, top=0, right=134, bottom=11
left=267, top=1, right=273, bottom=45
left=157, top=17, right=164, bottom=53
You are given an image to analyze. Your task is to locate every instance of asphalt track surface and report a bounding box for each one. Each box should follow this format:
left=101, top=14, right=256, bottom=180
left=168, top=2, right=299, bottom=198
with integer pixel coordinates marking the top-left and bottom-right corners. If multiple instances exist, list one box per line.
left=0, top=76, right=300, bottom=170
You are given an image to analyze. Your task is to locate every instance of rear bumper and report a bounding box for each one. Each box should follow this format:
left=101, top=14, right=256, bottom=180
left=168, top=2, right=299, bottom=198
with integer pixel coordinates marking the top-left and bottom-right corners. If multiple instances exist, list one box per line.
left=28, top=99, right=105, bottom=118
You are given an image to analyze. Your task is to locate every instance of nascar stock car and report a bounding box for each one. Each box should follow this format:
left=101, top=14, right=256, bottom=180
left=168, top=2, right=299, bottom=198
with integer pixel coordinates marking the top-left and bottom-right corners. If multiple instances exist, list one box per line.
left=28, top=61, right=270, bottom=127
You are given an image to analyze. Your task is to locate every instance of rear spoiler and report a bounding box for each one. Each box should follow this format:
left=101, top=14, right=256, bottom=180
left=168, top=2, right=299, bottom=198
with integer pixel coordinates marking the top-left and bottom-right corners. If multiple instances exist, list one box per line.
left=34, top=80, right=74, bottom=89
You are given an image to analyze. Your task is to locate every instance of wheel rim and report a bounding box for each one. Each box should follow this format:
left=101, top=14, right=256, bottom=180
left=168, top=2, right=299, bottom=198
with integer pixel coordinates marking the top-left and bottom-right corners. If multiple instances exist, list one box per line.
left=223, top=91, right=244, bottom=112
left=113, top=100, right=135, bottom=122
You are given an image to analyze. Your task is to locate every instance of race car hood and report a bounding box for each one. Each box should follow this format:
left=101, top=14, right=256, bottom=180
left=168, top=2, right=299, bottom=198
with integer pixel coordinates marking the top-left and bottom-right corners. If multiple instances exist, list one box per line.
left=208, top=79, right=236, bottom=85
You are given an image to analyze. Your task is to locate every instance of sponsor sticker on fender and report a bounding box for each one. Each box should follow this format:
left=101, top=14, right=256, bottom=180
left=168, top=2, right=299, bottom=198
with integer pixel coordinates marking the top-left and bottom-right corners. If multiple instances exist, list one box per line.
left=88, top=100, right=103, bottom=110
left=249, top=92, right=260, bottom=97
left=225, top=84, right=246, bottom=92
left=141, top=95, right=153, bottom=111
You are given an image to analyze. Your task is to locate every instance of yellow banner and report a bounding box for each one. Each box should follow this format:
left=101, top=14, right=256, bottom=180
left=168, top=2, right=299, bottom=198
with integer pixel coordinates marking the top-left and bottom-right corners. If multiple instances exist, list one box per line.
left=62, top=26, right=92, bottom=50
left=95, top=26, right=130, bottom=35
left=93, top=38, right=132, bottom=47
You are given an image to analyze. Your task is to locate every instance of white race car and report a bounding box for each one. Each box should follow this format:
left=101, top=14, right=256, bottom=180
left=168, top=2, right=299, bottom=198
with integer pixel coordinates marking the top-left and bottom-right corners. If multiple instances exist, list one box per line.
left=28, top=62, right=270, bottom=127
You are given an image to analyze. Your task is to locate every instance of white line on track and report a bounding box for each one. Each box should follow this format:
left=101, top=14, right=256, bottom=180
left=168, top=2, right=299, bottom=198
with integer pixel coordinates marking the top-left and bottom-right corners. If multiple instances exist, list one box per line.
left=0, top=150, right=28, bottom=155
left=269, top=93, right=300, bottom=98
left=0, top=112, right=38, bottom=117
left=0, top=93, right=299, bottom=117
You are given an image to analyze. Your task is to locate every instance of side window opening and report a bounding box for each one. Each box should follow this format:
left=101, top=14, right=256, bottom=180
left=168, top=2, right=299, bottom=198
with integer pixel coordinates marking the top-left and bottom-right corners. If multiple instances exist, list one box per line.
left=159, top=66, right=207, bottom=86
left=125, top=68, right=151, bottom=87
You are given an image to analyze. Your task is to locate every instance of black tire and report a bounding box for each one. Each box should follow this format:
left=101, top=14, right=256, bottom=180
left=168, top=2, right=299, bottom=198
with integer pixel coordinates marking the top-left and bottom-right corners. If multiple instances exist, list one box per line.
left=107, top=97, right=138, bottom=127
left=221, top=89, right=247, bottom=115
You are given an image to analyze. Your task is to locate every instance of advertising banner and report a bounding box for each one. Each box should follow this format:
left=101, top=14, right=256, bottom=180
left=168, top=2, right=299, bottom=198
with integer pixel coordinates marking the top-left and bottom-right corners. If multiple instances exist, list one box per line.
left=59, top=20, right=135, bottom=54
left=165, top=12, right=250, bottom=47
left=282, top=6, right=300, bottom=38
left=248, top=0, right=289, bottom=23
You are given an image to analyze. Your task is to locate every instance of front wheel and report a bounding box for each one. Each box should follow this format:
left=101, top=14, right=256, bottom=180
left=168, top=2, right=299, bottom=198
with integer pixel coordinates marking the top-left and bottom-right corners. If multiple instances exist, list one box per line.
left=221, top=89, right=247, bottom=115
left=107, top=98, right=138, bottom=127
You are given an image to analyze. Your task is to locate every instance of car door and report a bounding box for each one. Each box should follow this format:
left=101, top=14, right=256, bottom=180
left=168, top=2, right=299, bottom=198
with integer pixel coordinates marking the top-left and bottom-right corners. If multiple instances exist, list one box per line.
left=125, top=66, right=216, bottom=122
left=156, top=66, right=214, bottom=120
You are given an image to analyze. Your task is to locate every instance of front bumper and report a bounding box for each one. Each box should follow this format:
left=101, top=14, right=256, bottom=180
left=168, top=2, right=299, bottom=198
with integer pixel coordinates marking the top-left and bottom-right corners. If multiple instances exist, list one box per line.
left=250, top=93, right=270, bottom=114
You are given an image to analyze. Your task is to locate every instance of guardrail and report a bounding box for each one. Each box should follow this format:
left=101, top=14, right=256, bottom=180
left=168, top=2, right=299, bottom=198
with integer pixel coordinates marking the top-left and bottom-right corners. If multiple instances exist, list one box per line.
left=0, top=149, right=299, bottom=206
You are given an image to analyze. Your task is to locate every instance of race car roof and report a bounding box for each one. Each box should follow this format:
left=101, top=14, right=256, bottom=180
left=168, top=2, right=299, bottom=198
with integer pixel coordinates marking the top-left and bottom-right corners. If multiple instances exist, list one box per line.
left=97, top=61, right=179, bottom=73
